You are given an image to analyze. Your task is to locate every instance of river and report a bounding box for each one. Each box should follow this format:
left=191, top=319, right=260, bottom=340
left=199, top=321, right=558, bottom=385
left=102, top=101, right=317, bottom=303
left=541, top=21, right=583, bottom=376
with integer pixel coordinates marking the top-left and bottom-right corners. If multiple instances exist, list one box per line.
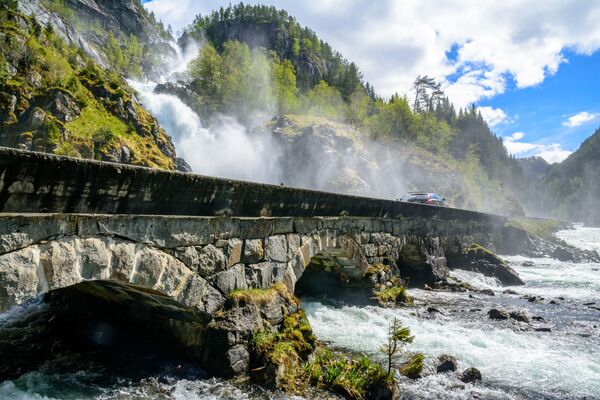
left=1, top=226, right=599, bottom=399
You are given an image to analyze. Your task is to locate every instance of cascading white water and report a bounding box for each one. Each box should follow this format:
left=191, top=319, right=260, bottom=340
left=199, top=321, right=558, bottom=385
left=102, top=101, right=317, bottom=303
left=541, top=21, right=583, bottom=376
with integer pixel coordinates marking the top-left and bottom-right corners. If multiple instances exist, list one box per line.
left=304, top=225, right=600, bottom=399
left=131, top=81, right=283, bottom=184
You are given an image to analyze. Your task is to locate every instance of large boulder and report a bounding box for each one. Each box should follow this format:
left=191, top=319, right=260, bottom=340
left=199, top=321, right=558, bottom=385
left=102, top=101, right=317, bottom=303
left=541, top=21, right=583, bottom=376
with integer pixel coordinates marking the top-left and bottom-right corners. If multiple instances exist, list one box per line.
left=201, top=283, right=300, bottom=377
left=447, top=244, right=524, bottom=286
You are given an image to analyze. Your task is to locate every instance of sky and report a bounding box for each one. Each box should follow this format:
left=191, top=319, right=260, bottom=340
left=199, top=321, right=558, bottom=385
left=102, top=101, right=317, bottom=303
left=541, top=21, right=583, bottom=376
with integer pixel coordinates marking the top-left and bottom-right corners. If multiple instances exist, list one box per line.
left=144, top=0, right=600, bottom=164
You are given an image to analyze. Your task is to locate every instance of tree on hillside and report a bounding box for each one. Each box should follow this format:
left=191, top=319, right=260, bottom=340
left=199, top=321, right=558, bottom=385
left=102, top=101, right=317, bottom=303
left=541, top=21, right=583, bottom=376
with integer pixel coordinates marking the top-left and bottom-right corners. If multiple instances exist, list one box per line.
left=412, top=75, right=442, bottom=113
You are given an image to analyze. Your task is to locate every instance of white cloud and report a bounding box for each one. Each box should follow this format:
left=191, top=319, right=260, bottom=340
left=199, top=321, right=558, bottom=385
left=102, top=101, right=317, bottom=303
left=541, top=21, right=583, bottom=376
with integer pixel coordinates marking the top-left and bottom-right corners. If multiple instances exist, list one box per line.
left=502, top=132, right=572, bottom=163
left=562, top=111, right=599, bottom=128
left=478, top=106, right=507, bottom=128
left=510, top=132, right=524, bottom=140
left=144, top=1, right=600, bottom=109
left=536, top=144, right=572, bottom=163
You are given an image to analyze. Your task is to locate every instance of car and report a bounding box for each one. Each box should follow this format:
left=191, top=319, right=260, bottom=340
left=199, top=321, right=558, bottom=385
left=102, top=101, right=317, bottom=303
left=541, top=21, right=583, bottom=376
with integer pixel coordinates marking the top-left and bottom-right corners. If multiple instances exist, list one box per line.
left=399, top=192, right=449, bottom=207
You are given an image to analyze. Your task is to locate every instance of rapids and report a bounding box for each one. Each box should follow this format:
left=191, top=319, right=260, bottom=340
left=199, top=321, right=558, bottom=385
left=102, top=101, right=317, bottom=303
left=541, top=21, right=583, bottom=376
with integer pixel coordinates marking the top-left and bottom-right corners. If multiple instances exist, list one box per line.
left=0, top=226, right=599, bottom=399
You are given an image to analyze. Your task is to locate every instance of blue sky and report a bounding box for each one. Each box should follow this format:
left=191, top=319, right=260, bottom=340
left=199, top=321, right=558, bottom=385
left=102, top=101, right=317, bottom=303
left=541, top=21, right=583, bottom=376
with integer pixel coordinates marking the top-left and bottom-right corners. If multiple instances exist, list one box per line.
left=144, top=0, right=600, bottom=163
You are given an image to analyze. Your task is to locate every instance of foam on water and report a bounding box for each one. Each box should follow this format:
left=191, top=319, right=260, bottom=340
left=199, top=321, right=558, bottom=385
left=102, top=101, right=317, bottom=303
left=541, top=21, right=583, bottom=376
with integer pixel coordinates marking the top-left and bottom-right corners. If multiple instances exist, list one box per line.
left=304, top=301, right=600, bottom=399
left=556, top=225, right=600, bottom=253
left=449, top=269, right=503, bottom=290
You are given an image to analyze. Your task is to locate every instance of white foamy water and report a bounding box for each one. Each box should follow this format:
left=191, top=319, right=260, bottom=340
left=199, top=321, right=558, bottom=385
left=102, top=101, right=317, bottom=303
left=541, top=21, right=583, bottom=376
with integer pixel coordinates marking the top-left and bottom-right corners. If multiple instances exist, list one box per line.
left=304, top=225, right=600, bottom=399
left=556, top=225, right=600, bottom=253
left=131, top=81, right=282, bottom=184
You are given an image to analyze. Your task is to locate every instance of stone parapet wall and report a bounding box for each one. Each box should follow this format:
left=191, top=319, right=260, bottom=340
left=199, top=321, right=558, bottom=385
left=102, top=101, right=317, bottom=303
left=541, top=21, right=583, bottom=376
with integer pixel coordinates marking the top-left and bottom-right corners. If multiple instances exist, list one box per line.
left=0, top=147, right=507, bottom=224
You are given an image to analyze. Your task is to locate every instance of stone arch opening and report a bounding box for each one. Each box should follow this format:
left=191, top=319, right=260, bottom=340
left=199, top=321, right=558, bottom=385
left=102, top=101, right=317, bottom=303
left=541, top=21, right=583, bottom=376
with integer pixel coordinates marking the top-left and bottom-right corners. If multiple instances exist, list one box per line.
left=396, top=242, right=447, bottom=287
left=0, top=280, right=208, bottom=382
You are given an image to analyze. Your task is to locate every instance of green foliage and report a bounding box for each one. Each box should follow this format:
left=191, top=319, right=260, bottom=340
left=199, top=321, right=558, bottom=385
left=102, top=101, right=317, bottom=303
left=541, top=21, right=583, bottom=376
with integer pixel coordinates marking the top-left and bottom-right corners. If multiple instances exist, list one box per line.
left=304, top=80, right=345, bottom=118
left=399, top=353, right=425, bottom=379
left=380, top=317, right=414, bottom=376
left=273, top=58, right=299, bottom=114
left=183, top=3, right=368, bottom=96
left=307, top=349, right=394, bottom=400
left=105, top=33, right=144, bottom=78
left=374, top=284, right=413, bottom=305
left=251, top=308, right=316, bottom=393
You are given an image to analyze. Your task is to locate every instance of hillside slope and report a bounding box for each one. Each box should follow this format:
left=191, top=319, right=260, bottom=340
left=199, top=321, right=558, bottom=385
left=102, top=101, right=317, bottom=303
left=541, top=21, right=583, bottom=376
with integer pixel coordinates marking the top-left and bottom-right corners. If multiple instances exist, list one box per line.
left=0, top=5, right=188, bottom=171
left=540, top=127, right=600, bottom=225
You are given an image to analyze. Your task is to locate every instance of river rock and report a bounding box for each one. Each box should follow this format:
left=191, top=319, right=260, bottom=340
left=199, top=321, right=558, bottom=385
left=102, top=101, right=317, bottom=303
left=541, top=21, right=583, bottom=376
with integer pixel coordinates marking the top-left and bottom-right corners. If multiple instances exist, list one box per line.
left=509, top=311, right=530, bottom=323
left=488, top=308, right=509, bottom=320
left=447, top=244, right=524, bottom=286
left=436, top=355, right=458, bottom=373
left=479, top=289, right=495, bottom=296
left=459, top=367, right=482, bottom=383
left=552, top=247, right=574, bottom=262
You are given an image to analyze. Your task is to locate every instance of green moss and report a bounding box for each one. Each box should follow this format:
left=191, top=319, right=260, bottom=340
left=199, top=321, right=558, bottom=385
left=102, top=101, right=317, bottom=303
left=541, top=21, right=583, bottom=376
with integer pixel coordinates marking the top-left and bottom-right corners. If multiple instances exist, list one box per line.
left=66, top=104, right=129, bottom=138
left=307, top=349, right=394, bottom=400
left=230, top=282, right=294, bottom=306
left=251, top=307, right=316, bottom=393
left=507, top=217, right=563, bottom=242
left=399, top=353, right=425, bottom=379
left=463, top=243, right=496, bottom=256
left=374, top=284, right=413, bottom=305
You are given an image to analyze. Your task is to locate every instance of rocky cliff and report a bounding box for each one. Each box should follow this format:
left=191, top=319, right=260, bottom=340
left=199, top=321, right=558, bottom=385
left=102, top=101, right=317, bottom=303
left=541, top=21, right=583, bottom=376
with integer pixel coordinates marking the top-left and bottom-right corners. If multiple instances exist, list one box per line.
left=0, top=6, right=189, bottom=171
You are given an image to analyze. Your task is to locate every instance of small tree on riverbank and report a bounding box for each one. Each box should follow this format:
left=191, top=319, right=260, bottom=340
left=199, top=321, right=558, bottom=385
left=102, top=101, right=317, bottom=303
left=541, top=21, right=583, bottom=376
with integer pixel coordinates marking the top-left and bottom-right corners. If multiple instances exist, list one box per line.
left=380, top=317, right=414, bottom=376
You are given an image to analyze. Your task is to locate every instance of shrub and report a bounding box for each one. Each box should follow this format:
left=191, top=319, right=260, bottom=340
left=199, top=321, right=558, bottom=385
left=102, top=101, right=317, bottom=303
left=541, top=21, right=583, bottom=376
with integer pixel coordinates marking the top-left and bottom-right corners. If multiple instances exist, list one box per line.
left=399, top=353, right=425, bottom=379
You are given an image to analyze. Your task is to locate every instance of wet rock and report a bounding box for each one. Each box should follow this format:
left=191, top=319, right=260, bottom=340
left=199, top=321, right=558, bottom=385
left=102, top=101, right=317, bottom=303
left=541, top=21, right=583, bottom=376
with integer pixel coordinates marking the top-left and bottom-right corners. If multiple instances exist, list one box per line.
left=503, top=289, right=518, bottom=295
left=531, top=316, right=545, bottom=322
left=552, top=247, right=574, bottom=262
left=458, top=367, right=482, bottom=383
left=0, top=280, right=209, bottom=382
left=535, top=327, right=552, bottom=332
left=527, top=295, right=544, bottom=303
left=549, top=300, right=559, bottom=305
left=479, top=289, right=495, bottom=296
left=509, top=311, right=530, bottom=323
left=202, top=284, right=300, bottom=377
left=488, top=308, right=509, bottom=320
left=521, top=261, right=535, bottom=267
left=447, top=244, right=524, bottom=286
left=427, top=306, right=443, bottom=314
left=436, top=355, right=458, bottom=373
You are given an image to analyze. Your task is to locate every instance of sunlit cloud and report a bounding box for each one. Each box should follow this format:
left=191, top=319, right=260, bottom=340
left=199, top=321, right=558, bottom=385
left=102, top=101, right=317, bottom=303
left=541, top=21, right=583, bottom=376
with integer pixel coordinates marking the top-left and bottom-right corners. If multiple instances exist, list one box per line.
left=562, top=111, right=599, bottom=128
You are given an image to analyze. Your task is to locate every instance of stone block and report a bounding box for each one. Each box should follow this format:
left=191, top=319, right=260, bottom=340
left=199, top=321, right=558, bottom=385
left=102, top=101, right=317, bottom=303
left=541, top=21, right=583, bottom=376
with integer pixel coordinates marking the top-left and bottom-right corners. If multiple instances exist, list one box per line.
left=266, top=235, right=287, bottom=262
left=226, top=238, right=243, bottom=267
left=0, top=247, right=41, bottom=311
left=212, top=263, right=248, bottom=295
left=78, top=238, right=110, bottom=280
left=242, top=239, right=263, bottom=263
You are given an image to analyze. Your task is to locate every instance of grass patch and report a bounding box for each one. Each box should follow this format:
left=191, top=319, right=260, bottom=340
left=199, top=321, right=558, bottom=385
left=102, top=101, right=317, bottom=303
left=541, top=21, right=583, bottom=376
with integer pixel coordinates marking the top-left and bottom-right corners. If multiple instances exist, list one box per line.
left=251, top=308, right=316, bottom=393
left=307, top=349, right=394, bottom=400
left=463, top=243, right=496, bottom=256
left=230, top=282, right=295, bottom=306
left=507, top=217, right=564, bottom=242
left=374, top=284, right=413, bottom=305
left=399, top=353, right=425, bottom=379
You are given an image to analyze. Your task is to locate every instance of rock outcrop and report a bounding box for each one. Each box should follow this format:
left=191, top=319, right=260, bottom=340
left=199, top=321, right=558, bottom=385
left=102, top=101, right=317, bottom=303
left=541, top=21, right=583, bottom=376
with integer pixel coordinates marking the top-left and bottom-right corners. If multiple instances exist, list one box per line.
left=447, top=244, right=524, bottom=286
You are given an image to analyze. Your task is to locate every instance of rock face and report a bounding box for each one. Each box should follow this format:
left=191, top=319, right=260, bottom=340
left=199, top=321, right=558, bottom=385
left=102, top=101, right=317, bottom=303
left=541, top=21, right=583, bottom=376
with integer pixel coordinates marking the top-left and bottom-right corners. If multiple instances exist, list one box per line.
left=447, top=244, right=524, bottom=286
left=436, top=355, right=458, bottom=373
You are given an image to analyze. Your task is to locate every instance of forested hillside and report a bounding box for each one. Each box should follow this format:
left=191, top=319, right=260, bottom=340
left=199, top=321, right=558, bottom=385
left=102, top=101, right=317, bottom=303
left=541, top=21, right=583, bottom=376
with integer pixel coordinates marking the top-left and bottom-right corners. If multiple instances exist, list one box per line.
left=164, top=3, right=530, bottom=214
left=4, top=0, right=597, bottom=220
left=540, top=128, right=600, bottom=225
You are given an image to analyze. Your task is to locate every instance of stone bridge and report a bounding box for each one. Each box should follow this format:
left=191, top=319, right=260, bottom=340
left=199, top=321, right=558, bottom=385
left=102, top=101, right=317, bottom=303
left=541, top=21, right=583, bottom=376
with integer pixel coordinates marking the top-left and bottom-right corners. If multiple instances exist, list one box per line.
left=0, top=147, right=510, bottom=313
